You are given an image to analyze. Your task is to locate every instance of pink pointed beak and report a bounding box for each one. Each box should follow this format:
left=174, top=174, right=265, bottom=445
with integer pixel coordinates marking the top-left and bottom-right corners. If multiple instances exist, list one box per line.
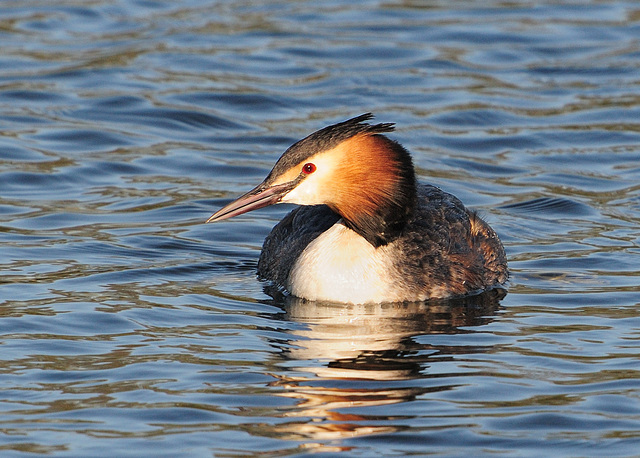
left=206, top=181, right=294, bottom=223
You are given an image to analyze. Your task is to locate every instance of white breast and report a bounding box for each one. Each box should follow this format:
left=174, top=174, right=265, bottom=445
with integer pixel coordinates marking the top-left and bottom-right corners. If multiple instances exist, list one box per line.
left=286, top=221, right=405, bottom=304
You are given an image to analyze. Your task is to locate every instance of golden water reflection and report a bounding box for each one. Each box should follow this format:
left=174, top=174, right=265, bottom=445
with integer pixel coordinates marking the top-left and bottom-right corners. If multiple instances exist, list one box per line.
left=266, top=290, right=505, bottom=442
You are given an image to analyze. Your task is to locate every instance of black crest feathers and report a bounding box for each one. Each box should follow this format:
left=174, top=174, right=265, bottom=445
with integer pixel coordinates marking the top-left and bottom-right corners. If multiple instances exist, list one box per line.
left=268, top=114, right=395, bottom=179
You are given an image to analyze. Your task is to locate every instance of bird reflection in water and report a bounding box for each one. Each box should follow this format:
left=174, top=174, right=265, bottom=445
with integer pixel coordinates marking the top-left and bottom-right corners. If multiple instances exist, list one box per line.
left=263, top=289, right=505, bottom=446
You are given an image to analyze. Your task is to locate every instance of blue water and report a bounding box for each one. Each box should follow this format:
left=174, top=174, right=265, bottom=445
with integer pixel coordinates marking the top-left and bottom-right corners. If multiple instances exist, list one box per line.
left=1, top=0, right=640, bottom=456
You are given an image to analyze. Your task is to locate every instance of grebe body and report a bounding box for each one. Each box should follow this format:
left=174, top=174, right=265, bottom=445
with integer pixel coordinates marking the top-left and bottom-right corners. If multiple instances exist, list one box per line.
left=208, top=114, right=508, bottom=304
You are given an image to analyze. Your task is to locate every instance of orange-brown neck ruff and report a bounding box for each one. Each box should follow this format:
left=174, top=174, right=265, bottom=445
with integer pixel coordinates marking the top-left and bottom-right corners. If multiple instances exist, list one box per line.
left=325, top=133, right=417, bottom=247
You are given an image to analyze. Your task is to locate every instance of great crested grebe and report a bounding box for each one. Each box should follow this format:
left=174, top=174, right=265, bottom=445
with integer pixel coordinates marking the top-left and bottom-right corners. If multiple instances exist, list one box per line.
left=207, top=114, right=508, bottom=304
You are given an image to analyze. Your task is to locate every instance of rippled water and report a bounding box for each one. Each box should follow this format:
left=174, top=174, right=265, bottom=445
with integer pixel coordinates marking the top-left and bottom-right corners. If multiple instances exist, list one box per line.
left=1, top=0, right=640, bottom=456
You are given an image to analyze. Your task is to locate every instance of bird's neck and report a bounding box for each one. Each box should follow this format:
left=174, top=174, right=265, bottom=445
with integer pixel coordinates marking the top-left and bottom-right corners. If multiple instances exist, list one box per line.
left=328, top=135, right=417, bottom=247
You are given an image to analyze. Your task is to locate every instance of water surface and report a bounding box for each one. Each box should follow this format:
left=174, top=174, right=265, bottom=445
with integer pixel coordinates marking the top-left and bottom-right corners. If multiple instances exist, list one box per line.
left=1, top=0, right=640, bottom=456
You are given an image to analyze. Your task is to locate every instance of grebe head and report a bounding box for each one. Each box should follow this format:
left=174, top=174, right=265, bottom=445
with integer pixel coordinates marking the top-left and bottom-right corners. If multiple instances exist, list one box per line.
left=207, top=113, right=417, bottom=246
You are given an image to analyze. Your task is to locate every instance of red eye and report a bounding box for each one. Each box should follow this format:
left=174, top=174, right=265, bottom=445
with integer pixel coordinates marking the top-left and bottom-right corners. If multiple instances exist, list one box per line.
left=302, top=163, right=316, bottom=174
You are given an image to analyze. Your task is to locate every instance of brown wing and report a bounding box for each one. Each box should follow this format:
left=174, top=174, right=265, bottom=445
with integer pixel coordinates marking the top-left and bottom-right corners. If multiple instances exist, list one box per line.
left=393, top=185, right=508, bottom=298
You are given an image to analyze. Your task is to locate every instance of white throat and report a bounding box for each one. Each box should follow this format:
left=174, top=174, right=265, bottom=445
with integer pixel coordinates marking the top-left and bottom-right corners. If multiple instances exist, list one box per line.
left=286, top=221, right=403, bottom=304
